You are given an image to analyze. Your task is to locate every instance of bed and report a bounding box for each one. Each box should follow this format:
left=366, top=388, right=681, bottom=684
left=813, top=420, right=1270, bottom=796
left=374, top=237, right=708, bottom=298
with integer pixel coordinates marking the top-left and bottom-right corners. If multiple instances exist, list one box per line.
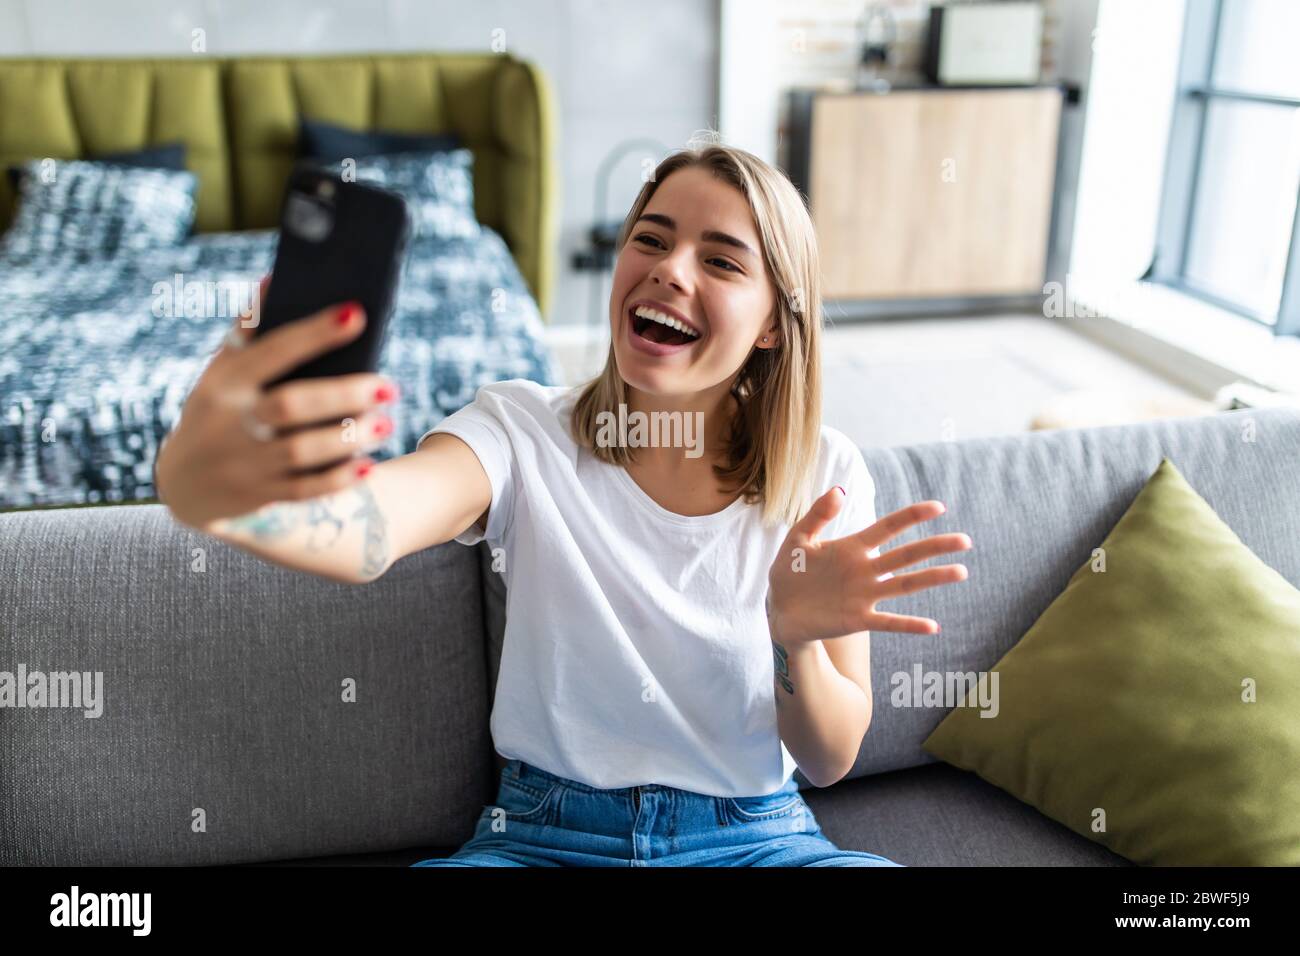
left=0, top=52, right=560, bottom=510
left=0, top=226, right=560, bottom=508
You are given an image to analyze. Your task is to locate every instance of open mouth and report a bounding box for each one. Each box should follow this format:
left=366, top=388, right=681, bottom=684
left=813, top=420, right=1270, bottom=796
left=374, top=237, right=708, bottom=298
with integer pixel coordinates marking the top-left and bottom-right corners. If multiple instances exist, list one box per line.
left=629, top=307, right=701, bottom=347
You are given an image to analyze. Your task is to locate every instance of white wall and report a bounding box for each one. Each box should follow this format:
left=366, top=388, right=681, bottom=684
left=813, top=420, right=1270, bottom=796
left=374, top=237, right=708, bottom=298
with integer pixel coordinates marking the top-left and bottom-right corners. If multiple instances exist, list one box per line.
left=0, top=0, right=721, bottom=326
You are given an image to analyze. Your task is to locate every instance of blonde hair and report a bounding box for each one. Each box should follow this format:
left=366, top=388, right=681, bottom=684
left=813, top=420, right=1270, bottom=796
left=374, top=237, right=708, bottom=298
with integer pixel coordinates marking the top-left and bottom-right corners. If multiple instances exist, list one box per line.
left=569, top=140, right=824, bottom=529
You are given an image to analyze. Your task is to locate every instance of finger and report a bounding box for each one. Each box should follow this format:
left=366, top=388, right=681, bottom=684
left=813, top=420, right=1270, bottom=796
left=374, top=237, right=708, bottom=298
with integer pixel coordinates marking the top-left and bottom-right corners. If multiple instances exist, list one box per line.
left=871, top=532, right=973, bottom=576
left=237, top=300, right=367, bottom=388
left=861, top=612, right=941, bottom=635
left=794, top=485, right=846, bottom=544
left=849, top=500, right=948, bottom=552
left=267, top=454, right=376, bottom=503
left=874, top=562, right=969, bottom=599
left=253, top=373, right=400, bottom=430
left=266, top=408, right=394, bottom=474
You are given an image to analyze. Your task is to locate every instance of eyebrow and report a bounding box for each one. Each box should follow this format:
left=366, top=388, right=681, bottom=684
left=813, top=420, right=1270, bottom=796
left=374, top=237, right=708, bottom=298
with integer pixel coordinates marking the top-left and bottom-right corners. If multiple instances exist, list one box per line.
left=634, top=213, right=758, bottom=259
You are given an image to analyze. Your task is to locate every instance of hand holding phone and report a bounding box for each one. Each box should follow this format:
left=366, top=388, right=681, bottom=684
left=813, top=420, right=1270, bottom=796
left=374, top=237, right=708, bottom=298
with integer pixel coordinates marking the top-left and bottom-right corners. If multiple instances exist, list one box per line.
left=154, top=167, right=412, bottom=529
left=253, top=166, right=411, bottom=388
left=154, top=277, right=403, bottom=531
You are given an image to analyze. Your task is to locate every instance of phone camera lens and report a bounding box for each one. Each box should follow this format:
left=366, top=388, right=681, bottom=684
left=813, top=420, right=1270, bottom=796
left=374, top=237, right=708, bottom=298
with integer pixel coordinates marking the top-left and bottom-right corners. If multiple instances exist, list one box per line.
left=284, top=193, right=334, bottom=242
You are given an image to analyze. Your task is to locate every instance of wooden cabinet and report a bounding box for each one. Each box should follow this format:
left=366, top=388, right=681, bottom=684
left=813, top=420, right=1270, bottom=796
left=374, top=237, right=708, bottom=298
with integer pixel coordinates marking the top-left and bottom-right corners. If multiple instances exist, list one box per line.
left=785, top=87, right=1063, bottom=300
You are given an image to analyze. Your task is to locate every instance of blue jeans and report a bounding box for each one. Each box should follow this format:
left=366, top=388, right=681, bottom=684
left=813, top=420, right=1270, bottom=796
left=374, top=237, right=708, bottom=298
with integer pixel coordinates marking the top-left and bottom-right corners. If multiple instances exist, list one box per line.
left=412, top=758, right=903, bottom=867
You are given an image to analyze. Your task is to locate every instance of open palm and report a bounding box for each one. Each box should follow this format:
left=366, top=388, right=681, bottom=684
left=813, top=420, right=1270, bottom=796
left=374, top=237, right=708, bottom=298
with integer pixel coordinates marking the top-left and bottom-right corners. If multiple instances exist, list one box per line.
left=767, top=487, right=973, bottom=645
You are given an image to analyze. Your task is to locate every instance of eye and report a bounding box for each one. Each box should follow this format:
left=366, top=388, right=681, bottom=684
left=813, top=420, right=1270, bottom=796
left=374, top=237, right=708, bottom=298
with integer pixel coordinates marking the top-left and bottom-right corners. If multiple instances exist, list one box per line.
left=708, top=257, right=741, bottom=273
left=633, top=233, right=665, bottom=249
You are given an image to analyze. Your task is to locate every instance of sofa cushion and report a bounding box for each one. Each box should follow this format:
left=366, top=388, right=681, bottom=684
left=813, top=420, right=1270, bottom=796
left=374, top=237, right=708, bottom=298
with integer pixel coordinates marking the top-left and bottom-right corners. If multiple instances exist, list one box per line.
left=803, top=762, right=1133, bottom=866
left=922, top=456, right=1300, bottom=865
left=242, top=761, right=1132, bottom=866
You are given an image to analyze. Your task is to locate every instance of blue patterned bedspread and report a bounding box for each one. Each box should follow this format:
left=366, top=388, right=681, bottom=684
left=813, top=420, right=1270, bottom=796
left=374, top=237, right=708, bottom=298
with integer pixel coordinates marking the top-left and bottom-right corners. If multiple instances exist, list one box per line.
left=0, top=228, right=560, bottom=509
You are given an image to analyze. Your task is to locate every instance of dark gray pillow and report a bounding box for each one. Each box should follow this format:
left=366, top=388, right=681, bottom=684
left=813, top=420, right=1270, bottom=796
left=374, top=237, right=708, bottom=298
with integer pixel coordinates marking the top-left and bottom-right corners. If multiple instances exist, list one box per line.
left=97, top=143, right=188, bottom=171
left=2, top=158, right=198, bottom=259
left=297, top=118, right=462, bottom=164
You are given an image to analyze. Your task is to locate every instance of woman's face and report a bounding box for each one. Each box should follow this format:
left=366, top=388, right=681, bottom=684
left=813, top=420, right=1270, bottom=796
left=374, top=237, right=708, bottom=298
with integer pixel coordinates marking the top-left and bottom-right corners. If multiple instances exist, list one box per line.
left=609, top=165, right=778, bottom=404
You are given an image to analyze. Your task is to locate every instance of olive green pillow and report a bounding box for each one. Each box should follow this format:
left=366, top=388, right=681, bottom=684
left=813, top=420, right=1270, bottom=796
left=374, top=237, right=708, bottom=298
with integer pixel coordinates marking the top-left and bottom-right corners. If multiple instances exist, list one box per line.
left=922, top=457, right=1300, bottom=865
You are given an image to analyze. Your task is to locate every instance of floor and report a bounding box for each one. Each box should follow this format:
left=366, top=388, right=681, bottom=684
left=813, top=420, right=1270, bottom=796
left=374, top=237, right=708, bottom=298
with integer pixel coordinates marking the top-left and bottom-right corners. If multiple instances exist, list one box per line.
left=542, top=312, right=1209, bottom=450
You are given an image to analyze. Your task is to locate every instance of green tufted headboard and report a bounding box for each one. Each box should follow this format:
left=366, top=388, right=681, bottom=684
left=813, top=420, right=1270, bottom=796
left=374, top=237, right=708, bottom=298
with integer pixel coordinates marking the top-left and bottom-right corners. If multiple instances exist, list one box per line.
left=0, top=52, right=557, bottom=317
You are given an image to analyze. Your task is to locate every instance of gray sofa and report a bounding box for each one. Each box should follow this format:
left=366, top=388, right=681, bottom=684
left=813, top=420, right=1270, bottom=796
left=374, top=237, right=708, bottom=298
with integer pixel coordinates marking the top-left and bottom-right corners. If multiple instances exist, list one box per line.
left=3, top=405, right=1297, bottom=866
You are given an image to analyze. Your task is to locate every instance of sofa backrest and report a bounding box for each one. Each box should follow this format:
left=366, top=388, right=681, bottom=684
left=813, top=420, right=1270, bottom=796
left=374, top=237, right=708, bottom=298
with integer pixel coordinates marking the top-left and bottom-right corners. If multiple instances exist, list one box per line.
left=4, top=408, right=1296, bottom=864
left=0, top=506, right=496, bottom=865
left=470, top=408, right=1300, bottom=783
left=850, top=406, right=1300, bottom=778
left=0, top=53, right=557, bottom=314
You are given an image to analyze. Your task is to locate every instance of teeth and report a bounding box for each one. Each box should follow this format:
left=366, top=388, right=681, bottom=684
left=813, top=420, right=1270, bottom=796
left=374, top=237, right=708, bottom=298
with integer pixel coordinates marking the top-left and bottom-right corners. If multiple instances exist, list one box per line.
left=634, top=305, right=700, bottom=339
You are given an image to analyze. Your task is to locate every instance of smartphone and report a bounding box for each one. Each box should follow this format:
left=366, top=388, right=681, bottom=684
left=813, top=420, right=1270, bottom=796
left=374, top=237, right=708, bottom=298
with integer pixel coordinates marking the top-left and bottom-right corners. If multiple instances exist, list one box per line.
left=254, top=166, right=411, bottom=388
left=252, top=167, right=411, bottom=472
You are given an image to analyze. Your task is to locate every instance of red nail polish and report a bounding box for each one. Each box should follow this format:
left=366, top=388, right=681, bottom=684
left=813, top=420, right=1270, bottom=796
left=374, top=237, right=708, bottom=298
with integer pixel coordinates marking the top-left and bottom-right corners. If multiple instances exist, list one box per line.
left=375, top=383, right=397, bottom=402
left=337, top=302, right=362, bottom=326
left=373, top=417, right=392, bottom=437
left=356, top=460, right=373, bottom=478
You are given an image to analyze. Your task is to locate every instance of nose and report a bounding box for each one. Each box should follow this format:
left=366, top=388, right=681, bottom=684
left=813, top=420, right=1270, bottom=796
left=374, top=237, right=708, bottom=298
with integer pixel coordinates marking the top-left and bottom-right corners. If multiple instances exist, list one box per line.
left=649, top=247, right=691, bottom=295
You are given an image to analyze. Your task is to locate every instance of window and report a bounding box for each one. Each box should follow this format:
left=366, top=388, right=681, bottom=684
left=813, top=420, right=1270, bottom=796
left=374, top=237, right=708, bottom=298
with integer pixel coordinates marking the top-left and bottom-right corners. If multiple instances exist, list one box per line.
left=1152, top=0, right=1300, bottom=335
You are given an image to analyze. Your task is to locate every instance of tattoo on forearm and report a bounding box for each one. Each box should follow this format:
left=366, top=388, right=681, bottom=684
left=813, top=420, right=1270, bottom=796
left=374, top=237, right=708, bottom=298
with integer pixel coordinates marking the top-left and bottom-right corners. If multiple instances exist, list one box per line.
left=352, top=482, right=389, bottom=579
left=303, top=500, right=345, bottom=551
left=221, top=485, right=387, bottom=579
left=226, top=499, right=345, bottom=552
left=773, top=639, right=794, bottom=702
left=226, top=504, right=298, bottom=539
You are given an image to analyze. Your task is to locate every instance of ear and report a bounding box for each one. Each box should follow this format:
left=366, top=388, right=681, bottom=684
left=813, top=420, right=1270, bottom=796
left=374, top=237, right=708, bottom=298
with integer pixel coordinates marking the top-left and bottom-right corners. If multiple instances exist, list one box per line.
left=751, top=296, right=780, bottom=349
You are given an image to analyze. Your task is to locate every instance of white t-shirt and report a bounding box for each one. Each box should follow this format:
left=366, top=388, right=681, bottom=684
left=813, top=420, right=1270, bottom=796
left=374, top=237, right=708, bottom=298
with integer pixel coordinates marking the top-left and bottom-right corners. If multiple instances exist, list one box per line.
left=418, top=378, right=879, bottom=798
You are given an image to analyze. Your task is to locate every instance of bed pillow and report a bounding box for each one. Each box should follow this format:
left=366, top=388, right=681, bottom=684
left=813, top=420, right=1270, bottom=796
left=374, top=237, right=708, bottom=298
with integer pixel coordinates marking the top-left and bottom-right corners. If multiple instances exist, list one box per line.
left=2, top=158, right=198, bottom=258
left=921, top=457, right=1300, bottom=865
left=297, top=118, right=462, bottom=164
left=5, top=143, right=187, bottom=193
left=329, top=149, right=481, bottom=241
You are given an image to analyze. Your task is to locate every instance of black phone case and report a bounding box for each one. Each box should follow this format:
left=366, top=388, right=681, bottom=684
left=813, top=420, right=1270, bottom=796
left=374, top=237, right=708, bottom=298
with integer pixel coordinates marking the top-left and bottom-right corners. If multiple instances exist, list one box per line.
left=254, top=167, right=411, bottom=389
left=253, top=167, right=411, bottom=474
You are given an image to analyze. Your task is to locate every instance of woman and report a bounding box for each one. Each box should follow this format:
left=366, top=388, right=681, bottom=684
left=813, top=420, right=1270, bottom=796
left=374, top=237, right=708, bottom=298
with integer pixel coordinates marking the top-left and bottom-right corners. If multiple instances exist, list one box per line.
left=156, top=141, right=973, bottom=866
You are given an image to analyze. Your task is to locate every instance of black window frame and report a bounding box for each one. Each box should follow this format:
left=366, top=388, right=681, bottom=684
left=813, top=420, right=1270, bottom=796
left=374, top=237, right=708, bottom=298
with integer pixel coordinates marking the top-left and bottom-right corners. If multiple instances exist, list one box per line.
left=1151, top=0, right=1300, bottom=337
